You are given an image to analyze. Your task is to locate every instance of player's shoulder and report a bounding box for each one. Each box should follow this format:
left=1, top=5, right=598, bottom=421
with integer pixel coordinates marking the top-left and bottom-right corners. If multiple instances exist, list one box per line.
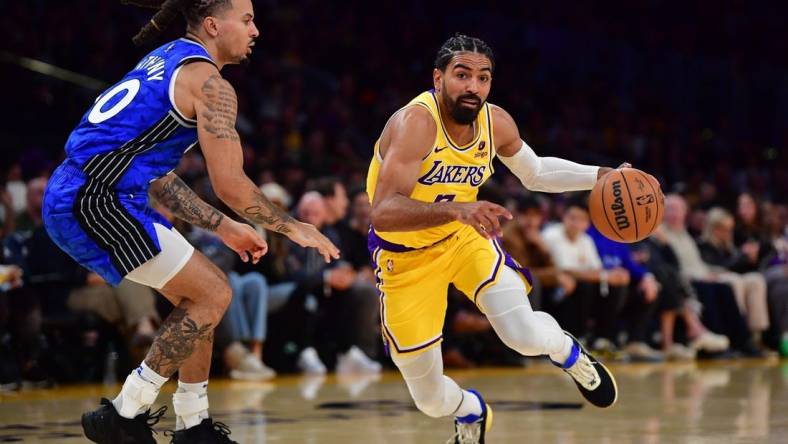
left=488, top=103, right=520, bottom=149
left=178, top=62, right=226, bottom=93
left=488, top=103, right=515, bottom=126
left=389, top=103, right=437, bottom=136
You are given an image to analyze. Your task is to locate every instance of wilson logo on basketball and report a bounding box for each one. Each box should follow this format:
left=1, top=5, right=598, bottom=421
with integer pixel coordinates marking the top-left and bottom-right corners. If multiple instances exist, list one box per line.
left=610, top=180, right=631, bottom=230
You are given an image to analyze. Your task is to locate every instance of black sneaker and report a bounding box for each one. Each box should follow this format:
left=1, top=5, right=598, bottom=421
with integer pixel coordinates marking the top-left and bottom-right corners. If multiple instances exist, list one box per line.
left=169, top=418, right=238, bottom=444
left=551, top=332, right=618, bottom=408
left=82, top=398, right=166, bottom=444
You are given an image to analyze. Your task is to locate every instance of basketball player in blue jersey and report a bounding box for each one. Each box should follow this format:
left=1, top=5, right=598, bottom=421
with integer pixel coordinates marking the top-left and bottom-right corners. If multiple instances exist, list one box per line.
left=367, top=34, right=627, bottom=443
left=42, top=1, right=339, bottom=443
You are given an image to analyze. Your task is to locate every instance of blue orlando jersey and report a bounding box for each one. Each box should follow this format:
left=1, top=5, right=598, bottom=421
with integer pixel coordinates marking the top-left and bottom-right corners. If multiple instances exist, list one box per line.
left=64, top=38, right=215, bottom=193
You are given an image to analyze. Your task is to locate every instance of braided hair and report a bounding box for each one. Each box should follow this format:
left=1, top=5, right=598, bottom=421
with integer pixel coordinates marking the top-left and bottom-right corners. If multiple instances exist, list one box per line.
left=122, top=0, right=233, bottom=46
left=434, top=33, right=495, bottom=72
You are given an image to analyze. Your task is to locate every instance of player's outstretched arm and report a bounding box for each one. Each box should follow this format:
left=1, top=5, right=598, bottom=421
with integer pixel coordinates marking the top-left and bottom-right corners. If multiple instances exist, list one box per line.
left=149, top=172, right=267, bottom=263
left=493, top=106, right=624, bottom=192
left=371, top=106, right=511, bottom=239
left=178, top=63, right=339, bottom=263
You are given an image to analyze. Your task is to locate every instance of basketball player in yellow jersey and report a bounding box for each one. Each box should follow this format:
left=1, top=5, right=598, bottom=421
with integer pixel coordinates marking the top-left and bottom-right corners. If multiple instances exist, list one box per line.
left=367, top=34, right=623, bottom=443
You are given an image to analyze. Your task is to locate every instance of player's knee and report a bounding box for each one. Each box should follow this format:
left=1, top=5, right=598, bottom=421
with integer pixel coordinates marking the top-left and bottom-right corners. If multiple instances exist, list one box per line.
left=214, top=281, right=233, bottom=314
left=196, top=273, right=232, bottom=320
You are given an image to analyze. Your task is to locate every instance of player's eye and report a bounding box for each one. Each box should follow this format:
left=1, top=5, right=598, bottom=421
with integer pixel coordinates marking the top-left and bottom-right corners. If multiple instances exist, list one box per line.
left=457, top=72, right=467, bottom=79
left=480, top=76, right=490, bottom=82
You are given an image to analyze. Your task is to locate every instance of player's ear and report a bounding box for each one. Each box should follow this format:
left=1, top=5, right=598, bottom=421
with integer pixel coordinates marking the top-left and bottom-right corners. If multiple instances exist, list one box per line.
left=204, top=16, right=220, bottom=38
left=432, top=68, right=442, bottom=93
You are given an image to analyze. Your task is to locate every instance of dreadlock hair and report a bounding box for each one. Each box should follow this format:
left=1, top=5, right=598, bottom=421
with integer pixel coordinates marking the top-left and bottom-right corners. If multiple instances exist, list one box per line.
left=434, top=33, right=495, bottom=72
left=122, top=0, right=234, bottom=46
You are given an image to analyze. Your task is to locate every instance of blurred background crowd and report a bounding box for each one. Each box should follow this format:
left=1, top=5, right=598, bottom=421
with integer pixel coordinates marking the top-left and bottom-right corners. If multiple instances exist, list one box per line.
left=1, top=0, right=788, bottom=389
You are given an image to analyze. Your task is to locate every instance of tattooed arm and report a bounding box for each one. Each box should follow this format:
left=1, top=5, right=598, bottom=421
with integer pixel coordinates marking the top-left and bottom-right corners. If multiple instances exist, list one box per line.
left=149, top=173, right=224, bottom=231
left=149, top=172, right=268, bottom=263
left=175, top=62, right=339, bottom=262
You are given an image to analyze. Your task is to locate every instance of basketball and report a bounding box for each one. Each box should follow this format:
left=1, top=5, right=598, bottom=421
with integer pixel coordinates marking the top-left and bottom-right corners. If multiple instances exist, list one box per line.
left=589, top=168, right=664, bottom=243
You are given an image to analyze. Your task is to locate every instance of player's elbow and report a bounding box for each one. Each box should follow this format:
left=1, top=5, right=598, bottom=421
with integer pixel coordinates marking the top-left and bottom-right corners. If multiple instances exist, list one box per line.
left=213, top=181, right=241, bottom=208
left=370, top=208, right=391, bottom=231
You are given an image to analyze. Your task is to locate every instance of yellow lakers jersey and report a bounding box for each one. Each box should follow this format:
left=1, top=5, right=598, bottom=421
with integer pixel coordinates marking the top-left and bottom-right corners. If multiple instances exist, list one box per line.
left=367, top=90, right=495, bottom=248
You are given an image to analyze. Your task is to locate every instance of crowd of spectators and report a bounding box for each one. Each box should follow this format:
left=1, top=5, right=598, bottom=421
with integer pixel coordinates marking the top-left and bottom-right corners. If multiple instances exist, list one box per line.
left=2, top=0, right=788, bottom=388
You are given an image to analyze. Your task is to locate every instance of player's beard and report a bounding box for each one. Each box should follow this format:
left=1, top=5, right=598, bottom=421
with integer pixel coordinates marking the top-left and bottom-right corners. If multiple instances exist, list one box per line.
left=442, top=90, right=483, bottom=125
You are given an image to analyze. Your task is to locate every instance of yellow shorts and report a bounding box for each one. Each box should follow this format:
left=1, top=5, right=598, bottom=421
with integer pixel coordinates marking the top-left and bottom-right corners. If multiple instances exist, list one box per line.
left=369, top=224, right=533, bottom=356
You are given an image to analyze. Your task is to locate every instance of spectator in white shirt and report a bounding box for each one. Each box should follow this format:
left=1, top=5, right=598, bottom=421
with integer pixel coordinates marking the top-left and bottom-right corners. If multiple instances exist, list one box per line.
left=542, top=195, right=629, bottom=354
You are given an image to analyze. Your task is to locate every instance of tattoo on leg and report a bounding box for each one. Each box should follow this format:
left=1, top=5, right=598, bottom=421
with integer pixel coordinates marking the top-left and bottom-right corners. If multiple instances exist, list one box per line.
left=145, top=307, right=214, bottom=376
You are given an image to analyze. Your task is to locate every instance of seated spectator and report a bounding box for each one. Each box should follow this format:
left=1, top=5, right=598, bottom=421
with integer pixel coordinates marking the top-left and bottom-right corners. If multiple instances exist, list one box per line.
left=734, top=193, right=776, bottom=268
left=286, top=189, right=381, bottom=374
left=738, top=194, right=788, bottom=356
left=698, top=208, right=772, bottom=353
left=588, top=224, right=664, bottom=361
left=0, top=262, right=24, bottom=390
left=0, top=180, right=14, bottom=240
left=335, top=188, right=376, bottom=284
left=14, top=177, right=46, bottom=233
left=541, top=195, right=629, bottom=356
left=632, top=234, right=728, bottom=360
left=501, top=194, right=576, bottom=311
left=662, top=194, right=764, bottom=356
left=5, top=177, right=161, bottom=378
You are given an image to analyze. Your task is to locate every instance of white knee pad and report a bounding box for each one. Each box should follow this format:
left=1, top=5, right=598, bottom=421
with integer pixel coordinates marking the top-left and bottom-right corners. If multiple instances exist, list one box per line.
left=392, top=347, right=462, bottom=418
left=480, top=267, right=567, bottom=357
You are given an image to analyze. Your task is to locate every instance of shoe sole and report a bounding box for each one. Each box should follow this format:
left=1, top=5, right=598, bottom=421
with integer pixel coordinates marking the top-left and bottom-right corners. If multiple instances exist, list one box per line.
left=564, top=332, right=619, bottom=408
left=81, top=412, right=103, bottom=443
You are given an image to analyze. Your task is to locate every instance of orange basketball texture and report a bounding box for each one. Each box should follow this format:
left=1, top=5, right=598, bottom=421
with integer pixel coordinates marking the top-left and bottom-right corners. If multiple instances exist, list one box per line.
left=589, top=168, right=664, bottom=243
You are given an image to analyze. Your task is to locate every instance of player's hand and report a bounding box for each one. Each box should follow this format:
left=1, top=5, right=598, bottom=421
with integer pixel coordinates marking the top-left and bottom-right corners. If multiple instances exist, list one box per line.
left=597, top=162, right=632, bottom=180
left=453, top=201, right=513, bottom=239
left=288, top=221, right=340, bottom=263
left=218, top=219, right=268, bottom=264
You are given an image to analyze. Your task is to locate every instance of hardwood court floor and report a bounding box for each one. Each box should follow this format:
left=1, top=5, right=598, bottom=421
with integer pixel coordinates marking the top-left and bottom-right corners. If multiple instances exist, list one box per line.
left=1, top=359, right=787, bottom=443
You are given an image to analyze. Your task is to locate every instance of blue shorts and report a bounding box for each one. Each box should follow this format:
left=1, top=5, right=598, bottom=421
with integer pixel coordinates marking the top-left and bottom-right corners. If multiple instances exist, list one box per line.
left=42, top=162, right=171, bottom=286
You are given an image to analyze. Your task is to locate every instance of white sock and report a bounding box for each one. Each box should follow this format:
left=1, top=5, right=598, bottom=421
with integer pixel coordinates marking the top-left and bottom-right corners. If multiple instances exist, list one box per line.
left=548, top=334, right=575, bottom=366
left=454, top=390, right=483, bottom=420
left=112, top=362, right=168, bottom=419
left=174, top=380, right=210, bottom=430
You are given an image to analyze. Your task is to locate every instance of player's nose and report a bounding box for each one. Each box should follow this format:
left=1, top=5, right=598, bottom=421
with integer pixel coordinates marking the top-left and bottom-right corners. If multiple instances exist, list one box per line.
left=465, top=79, right=480, bottom=95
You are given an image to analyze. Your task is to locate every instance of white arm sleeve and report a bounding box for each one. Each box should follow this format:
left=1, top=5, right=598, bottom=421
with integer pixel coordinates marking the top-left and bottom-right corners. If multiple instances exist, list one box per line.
left=498, top=140, right=599, bottom=192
